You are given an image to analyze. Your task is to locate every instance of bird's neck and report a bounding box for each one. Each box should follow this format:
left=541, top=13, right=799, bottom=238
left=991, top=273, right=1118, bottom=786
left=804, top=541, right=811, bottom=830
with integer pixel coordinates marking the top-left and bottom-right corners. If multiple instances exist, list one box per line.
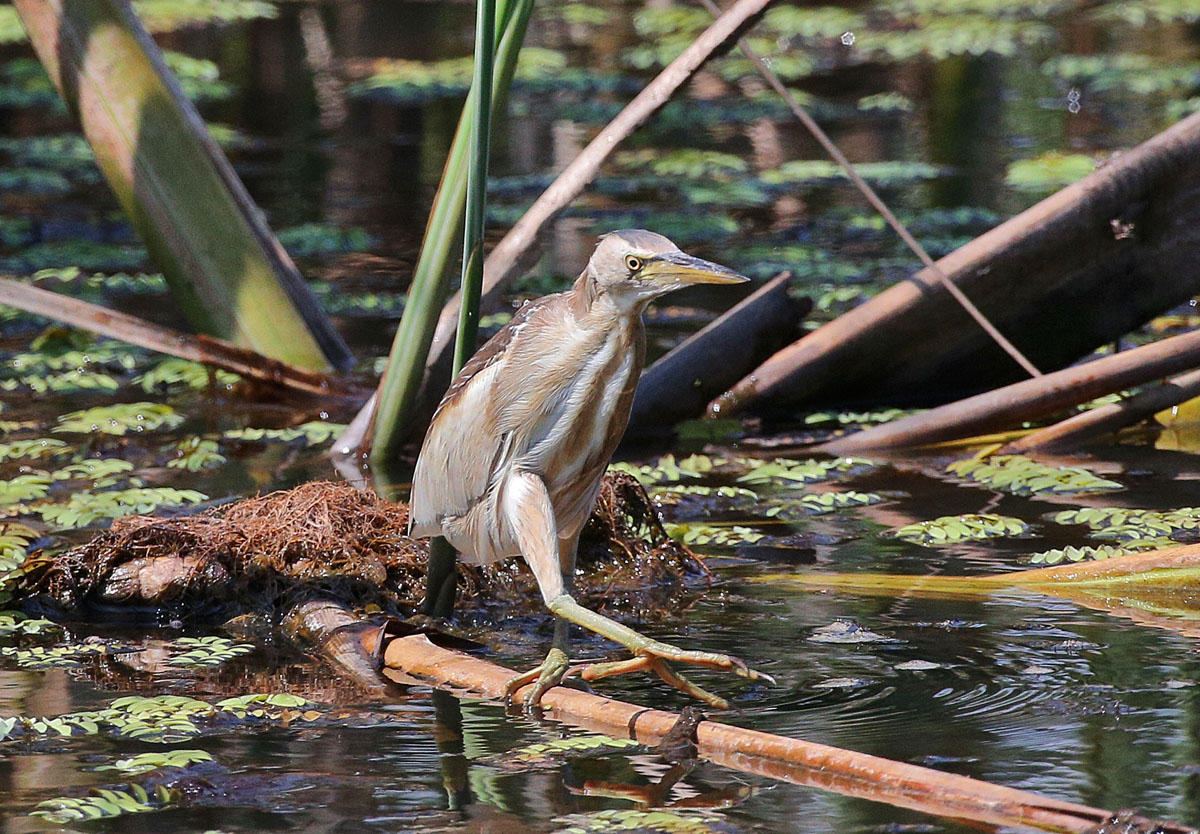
left=570, top=271, right=652, bottom=322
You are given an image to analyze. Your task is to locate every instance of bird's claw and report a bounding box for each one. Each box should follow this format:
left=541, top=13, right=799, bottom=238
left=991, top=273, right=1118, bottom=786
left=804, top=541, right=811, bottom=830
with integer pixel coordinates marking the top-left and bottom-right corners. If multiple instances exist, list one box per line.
left=578, top=644, right=772, bottom=710
left=504, top=647, right=571, bottom=709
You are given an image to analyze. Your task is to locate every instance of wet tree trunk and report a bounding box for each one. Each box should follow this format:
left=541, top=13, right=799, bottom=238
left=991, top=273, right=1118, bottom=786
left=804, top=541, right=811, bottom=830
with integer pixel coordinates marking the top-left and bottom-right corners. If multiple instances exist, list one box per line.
left=710, top=111, right=1200, bottom=417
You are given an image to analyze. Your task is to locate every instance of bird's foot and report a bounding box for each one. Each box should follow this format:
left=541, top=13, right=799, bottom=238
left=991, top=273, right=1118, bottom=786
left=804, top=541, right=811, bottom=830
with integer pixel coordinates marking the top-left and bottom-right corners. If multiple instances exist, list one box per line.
left=579, top=638, right=774, bottom=710
left=503, top=646, right=571, bottom=709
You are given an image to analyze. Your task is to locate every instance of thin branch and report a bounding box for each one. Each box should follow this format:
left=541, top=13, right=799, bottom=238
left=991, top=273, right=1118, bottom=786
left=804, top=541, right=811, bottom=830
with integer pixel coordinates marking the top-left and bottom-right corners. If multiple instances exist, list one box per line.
left=0, top=277, right=362, bottom=398
left=695, top=0, right=1040, bottom=379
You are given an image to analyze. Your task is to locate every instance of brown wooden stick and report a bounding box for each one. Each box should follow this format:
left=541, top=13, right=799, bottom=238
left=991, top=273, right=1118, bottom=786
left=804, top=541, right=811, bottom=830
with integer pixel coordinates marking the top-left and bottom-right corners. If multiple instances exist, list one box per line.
left=629, top=273, right=807, bottom=427
left=380, top=633, right=1191, bottom=834
left=1003, top=367, right=1200, bottom=453
left=816, top=324, right=1200, bottom=454
left=397, top=0, right=774, bottom=440
left=709, top=111, right=1200, bottom=418
left=0, top=277, right=362, bottom=398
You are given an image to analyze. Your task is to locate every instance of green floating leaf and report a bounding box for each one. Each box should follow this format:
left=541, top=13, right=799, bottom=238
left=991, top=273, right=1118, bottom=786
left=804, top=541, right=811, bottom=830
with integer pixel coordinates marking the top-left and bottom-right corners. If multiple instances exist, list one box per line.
left=0, top=611, right=60, bottom=636
left=167, top=636, right=254, bottom=667
left=0, top=641, right=126, bottom=669
left=765, top=490, right=884, bottom=517
left=1052, top=506, right=1200, bottom=541
left=804, top=408, right=919, bottom=426
left=137, top=357, right=238, bottom=392
left=494, top=733, right=639, bottom=769
left=555, top=808, right=726, bottom=834
left=222, top=421, right=346, bottom=446
left=166, top=437, right=227, bottom=472
left=0, top=474, right=52, bottom=504
left=1027, top=544, right=1150, bottom=565
left=946, top=455, right=1123, bottom=496
left=1005, top=152, right=1096, bottom=194
left=51, top=458, right=136, bottom=487
left=893, top=513, right=1029, bottom=545
left=31, top=783, right=174, bottom=824
left=664, top=522, right=765, bottom=547
left=55, top=402, right=184, bottom=436
left=737, top=456, right=875, bottom=486
left=34, top=487, right=208, bottom=529
left=98, top=749, right=213, bottom=775
left=608, top=453, right=721, bottom=486
left=0, top=438, right=71, bottom=462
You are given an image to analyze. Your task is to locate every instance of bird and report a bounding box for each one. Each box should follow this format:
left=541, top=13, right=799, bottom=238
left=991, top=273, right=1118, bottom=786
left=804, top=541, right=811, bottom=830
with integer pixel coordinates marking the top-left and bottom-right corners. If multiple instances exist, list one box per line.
left=409, top=229, right=770, bottom=708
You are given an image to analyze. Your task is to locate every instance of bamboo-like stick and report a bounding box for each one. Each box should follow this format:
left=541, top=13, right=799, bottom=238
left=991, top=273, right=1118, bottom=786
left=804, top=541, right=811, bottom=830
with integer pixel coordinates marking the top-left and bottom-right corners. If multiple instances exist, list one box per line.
left=0, top=277, right=362, bottom=398
left=1002, top=368, right=1200, bottom=453
left=816, top=322, right=1200, bottom=454
left=378, top=633, right=1192, bottom=834
left=14, top=0, right=352, bottom=371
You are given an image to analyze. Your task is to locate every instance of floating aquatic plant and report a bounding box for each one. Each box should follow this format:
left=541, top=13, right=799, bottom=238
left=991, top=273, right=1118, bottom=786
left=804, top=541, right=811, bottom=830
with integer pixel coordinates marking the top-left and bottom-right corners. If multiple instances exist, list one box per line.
left=55, top=402, right=184, bottom=436
left=892, top=513, right=1028, bottom=545
left=137, top=357, right=238, bottom=392
left=492, top=734, right=639, bottom=769
left=277, top=222, right=374, bottom=257
left=0, top=438, right=71, bottom=462
left=222, top=421, right=346, bottom=446
left=166, top=437, right=227, bottom=472
left=650, top=484, right=759, bottom=504
left=664, top=522, right=765, bottom=546
left=737, top=456, right=875, bottom=486
left=765, top=491, right=884, bottom=517
left=1, top=641, right=132, bottom=670
left=946, top=455, right=1123, bottom=496
left=0, top=368, right=121, bottom=394
left=0, top=474, right=52, bottom=503
left=0, top=612, right=59, bottom=635
left=167, top=636, right=253, bottom=667
left=1027, top=544, right=1143, bottom=565
left=98, top=749, right=213, bottom=775
left=761, top=160, right=942, bottom=187
left=609, top=453, right=721, bottom=486
left=51, top=458, right=136, bottom=486
left=1005, top=152, right=1096, bottom=194
left=556, top=809, right=726, bottom=834
left=804, top=408, right=917, bottom=426
left=31, top=784, right=174, bottom=824
left=35, top=487, right=207, bottom=529
left=1051, top=507, right=1200, bottom=542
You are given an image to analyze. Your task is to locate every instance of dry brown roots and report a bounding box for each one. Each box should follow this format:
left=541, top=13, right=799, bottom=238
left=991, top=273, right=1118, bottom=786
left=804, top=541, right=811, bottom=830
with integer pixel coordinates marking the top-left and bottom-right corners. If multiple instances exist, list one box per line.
left=21, top=473, right=707, bottom=624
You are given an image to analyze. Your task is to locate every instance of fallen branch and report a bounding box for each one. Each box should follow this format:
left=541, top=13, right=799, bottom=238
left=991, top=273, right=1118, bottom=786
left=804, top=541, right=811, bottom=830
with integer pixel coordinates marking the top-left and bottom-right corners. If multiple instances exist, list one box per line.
left=0, top=277, right=363, bottom=398
left=817, top=323, right=1200, bottom=454
left=629, top=273, right=807, bottom=428
left=393, top=0, right=774, bottom=441
left=710, top=111, right=1200, bottom=418
left=375, top=632, right=1192, bottom=834
left=1002, top=367, right=1200, bottom=453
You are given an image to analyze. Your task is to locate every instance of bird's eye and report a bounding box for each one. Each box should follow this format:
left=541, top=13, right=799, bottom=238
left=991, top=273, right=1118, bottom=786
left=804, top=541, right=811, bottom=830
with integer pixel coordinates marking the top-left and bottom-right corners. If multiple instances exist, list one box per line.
left=624, top=255, right=643, bottom=273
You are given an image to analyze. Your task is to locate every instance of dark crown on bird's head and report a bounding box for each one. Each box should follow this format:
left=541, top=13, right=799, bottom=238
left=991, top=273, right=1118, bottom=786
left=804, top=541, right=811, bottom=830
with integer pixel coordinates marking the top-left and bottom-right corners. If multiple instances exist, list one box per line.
left=587, top=228, right=748, bottom=293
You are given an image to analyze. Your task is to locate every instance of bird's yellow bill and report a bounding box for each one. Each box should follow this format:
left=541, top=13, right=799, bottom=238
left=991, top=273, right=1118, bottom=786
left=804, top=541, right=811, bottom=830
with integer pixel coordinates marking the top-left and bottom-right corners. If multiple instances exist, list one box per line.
left=641, top=252, right=749, bottom=285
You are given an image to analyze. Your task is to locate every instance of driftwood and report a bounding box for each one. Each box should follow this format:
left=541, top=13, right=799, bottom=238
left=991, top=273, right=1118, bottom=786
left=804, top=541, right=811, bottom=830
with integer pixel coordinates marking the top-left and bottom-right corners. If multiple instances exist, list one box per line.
left=710, top=111, right=1200, bottom=417
left=628, top=273, right=807, bottom=428
left=817, top=323, right=1200, bottom=454
left=1003, top=368, right=1200, bottom=453
left=0, top=277, right=363, bottom=398
left=15, top=0, right=352, bottom=371
left=374, top=632, right=1191, bottom=834
left=367, top=0, right=774, bottom=444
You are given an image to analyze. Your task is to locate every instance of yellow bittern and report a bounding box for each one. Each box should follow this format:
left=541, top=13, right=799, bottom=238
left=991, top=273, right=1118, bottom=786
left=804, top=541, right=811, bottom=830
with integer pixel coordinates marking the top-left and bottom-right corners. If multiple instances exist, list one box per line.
left=410, top=230, right=769, bottom=708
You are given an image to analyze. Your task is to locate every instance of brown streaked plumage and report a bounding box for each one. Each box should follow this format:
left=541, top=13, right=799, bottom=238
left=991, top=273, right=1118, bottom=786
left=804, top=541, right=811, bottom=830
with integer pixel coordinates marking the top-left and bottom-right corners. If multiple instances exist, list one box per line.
left=410, top=230, right=770, bottom=708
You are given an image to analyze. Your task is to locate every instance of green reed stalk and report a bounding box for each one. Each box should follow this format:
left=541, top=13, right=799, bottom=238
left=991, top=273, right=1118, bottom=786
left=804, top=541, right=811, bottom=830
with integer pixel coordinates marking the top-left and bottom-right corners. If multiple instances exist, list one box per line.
left=370, top=0, right=532, bottom=469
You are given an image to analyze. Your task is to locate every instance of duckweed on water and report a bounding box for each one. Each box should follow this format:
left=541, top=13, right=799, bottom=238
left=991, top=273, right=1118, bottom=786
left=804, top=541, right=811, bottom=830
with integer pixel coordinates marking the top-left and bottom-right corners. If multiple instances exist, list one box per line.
left=32, top=784, right=174, bottom=824
left=737, top=456, right=875, bottom=486
left=892, top=513, right=1029, bottom=545
left=97, top=749, right=214, bottom=775
left=1051, top=506, right=1200, bottom=542
left=664, top=522, right=765, bottom=547
left=1005, top=152, right=1096, bottom=194
left=137, top=357, right=239, bottom=392
left=1027, top=544, right=1143, bottom=565
left=765, top=490, right=884, bottom=517
left=491, top=734, right=640, bottom=770
left=556, top=809, right=728, bottom=834
left=0, top=438, right=71, bottom=462
left=946, top=455, right=1123, bottom=496
left=33, top=486, right=208, bottom=529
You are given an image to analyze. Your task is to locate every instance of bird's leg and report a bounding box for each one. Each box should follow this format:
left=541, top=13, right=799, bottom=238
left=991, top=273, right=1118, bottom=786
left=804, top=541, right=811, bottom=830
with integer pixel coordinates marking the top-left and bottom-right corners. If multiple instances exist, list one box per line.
left=501, top=475, right=578, bottom=708
left=502, top=472, right=770, bottom=710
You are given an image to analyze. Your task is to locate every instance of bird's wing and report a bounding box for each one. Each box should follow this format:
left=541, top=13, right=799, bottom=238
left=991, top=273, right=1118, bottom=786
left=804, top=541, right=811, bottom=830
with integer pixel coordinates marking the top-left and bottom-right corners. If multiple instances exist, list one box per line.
left=408, top=296, right=554, bottom=537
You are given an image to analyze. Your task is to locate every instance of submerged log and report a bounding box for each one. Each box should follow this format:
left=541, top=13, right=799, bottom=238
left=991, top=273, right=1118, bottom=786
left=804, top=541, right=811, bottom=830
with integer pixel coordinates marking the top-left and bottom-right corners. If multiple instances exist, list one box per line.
left=15, top=0, right=352, bottom=371
left=710, top=111, right=1200, bottom=417
left=818, top=323, right=1200, bottom=454
left=629, top=273, right=807, bottom=428
left=1003, top=367, right=1200, bottom=453
left=377, top=633, right=1192, bottom=834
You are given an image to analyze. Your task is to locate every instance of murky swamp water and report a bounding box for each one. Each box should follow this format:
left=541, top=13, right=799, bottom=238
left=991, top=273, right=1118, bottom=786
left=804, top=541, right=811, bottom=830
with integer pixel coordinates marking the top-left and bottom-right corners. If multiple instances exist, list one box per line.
left=1, top=0, right=1200, bottom=831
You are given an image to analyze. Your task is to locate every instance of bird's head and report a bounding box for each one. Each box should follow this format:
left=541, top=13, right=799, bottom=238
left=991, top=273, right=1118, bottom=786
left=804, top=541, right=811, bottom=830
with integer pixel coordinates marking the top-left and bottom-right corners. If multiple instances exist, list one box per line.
left=587, top=229, right=747, bottom=308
